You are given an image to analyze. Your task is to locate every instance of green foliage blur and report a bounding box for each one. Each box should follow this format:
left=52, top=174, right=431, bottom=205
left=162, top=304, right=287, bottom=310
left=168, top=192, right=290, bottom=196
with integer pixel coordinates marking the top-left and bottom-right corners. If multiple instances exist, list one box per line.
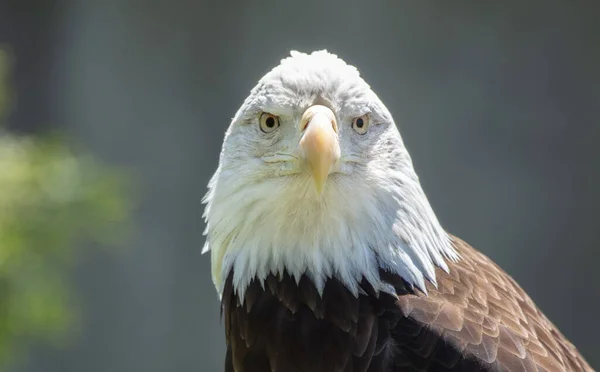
left=0, top=48, right=130, bottom=368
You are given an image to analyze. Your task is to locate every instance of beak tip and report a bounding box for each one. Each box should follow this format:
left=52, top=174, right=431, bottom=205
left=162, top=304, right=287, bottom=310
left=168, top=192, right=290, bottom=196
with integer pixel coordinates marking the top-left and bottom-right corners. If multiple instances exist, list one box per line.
left=314, top=181, right=324, bottom=196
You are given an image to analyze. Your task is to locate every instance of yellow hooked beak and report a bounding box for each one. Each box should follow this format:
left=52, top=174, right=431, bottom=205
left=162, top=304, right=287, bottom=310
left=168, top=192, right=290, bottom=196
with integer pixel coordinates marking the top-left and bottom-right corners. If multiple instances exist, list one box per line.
left=298, top=105, right=341, bottom=195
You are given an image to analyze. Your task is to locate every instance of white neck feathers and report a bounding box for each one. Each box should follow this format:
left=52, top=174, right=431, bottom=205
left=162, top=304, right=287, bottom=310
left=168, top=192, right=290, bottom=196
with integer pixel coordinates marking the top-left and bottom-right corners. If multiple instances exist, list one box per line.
left=203, top=156, right=458, bottom=301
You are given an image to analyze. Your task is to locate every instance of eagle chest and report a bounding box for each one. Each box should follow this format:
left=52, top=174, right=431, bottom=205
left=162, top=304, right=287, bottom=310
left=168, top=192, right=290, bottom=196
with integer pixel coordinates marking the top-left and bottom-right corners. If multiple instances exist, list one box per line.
left=221, top=271, right=401, bottom=372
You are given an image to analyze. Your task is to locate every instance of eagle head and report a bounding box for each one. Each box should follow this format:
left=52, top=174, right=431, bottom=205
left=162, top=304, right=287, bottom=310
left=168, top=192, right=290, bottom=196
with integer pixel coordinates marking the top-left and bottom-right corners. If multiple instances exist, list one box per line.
left=202, top=50, right=457, bottom=300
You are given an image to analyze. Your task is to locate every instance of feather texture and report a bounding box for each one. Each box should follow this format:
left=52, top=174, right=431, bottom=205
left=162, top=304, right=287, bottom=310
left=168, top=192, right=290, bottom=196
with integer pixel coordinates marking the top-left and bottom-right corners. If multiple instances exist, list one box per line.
left=222, top=235, right=592, bottom=371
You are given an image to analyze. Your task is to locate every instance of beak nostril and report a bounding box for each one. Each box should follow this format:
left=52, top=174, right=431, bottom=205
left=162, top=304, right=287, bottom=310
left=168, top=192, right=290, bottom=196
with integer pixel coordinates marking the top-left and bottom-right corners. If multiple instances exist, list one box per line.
left=302, top=117, right=337, bottom=134
left=302, top=121, right=310, bottom=132
left=300, top=105, right=338, bottom=134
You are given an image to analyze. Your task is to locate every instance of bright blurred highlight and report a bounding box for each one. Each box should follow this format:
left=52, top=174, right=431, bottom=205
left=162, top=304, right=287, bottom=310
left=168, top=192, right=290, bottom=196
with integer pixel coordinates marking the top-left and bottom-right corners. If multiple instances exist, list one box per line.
left=0, top=48, right=130, bottom=369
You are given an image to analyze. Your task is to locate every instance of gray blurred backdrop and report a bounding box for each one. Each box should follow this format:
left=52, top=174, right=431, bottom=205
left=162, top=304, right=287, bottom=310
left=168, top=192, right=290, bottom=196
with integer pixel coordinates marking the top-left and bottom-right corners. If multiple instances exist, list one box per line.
left=2, top=1, right=599, bottom=371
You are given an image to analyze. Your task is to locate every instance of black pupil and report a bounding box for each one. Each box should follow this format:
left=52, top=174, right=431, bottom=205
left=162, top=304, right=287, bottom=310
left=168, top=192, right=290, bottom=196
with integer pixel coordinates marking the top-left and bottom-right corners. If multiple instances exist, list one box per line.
left=356, top=118, right=364, bottom=128
left=265, top=117, right=275, bottom=128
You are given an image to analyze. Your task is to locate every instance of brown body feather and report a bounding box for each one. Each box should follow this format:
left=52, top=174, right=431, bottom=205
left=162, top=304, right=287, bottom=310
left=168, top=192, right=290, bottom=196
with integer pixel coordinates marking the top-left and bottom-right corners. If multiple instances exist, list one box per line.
left=222, top=236, right=593, bottom=371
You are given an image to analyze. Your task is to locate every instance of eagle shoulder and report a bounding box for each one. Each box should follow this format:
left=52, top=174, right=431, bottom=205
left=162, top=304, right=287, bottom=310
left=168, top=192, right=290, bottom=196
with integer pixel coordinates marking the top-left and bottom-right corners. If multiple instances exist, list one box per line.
left=390, top=235, right=593, bottom=371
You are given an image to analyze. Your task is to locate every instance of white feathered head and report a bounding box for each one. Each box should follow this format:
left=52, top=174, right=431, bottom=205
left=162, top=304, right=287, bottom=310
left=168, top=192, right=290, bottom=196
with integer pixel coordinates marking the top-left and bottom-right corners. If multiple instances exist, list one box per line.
left=203, top=51, right=457, bottom=300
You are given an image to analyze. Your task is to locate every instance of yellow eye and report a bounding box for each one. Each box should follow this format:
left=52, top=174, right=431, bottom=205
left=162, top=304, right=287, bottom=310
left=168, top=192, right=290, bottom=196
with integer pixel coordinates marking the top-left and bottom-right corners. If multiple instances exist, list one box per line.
left=352, top=115, right=369, bottom=134
left=259, top=113, right=280, bottom=133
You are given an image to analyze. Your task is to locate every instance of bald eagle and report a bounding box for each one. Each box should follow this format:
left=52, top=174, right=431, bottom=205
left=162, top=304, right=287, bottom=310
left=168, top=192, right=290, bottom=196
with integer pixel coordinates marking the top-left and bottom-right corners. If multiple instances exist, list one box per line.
left=202, top=51, right=592, bottom=372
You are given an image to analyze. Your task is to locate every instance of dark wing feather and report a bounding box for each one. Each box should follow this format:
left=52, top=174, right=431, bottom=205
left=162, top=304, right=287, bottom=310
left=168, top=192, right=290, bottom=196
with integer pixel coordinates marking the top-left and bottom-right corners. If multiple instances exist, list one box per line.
left=389, top=235, right=593, bottom=371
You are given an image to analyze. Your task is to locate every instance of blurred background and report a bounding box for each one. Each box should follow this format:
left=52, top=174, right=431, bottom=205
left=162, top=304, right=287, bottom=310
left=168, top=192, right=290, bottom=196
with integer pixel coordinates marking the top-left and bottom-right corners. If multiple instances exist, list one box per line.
left=0, top=1, right=599, bottom=371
